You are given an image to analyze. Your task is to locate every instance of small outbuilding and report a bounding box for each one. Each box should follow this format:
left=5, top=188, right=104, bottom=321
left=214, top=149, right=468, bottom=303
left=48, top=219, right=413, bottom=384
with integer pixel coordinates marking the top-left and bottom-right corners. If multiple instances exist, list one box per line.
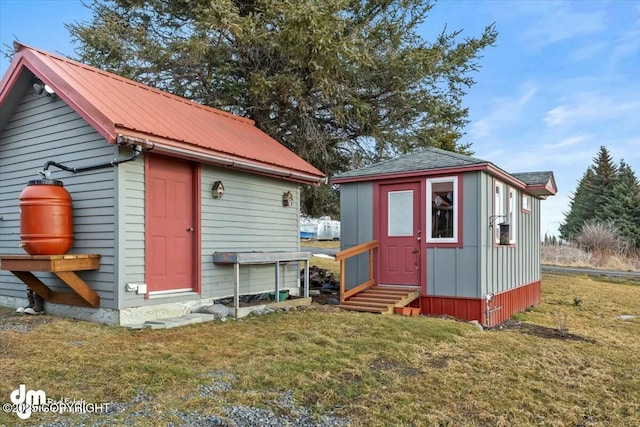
left=0, top=43, right=325, bottom=326
left=332, top=148, right=556, bottom=326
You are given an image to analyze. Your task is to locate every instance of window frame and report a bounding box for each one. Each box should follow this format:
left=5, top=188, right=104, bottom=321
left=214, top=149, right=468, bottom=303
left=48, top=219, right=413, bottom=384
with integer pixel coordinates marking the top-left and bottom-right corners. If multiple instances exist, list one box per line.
left=426, top=176, right=459, bottom=245
left=521, top=194, right=531, bottom=213
left=494, top=181, right=505, bottom=244
left=508, top=187, right=517, bottom=244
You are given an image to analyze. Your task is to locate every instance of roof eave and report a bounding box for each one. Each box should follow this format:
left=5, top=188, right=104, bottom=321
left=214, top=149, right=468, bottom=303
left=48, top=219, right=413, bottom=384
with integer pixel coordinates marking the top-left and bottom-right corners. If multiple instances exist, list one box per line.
left=9, top=45, right=118, bottom=143
left=332, top=163, right=528, bottom=191
left=525, top=182, right=557, bottom=197
left=116, top=132, right=326, bottom=186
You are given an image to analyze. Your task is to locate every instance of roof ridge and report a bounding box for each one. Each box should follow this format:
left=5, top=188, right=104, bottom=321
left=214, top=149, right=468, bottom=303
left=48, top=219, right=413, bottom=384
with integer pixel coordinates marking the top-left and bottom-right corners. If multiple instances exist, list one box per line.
left=425, top=146, right=487, bottom=164
left=14, top=42, right=254, bottom=126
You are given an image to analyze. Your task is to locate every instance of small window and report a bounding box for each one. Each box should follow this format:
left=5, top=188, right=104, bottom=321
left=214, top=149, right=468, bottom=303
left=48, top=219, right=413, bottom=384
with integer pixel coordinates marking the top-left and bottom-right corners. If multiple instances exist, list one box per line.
left=522, top=194, right=531, bottom=213
left=388, top=190, right=413, bottom=236
left=427, top=177, right=458, bottom=243
left=509, top=187, right=516, bottom=244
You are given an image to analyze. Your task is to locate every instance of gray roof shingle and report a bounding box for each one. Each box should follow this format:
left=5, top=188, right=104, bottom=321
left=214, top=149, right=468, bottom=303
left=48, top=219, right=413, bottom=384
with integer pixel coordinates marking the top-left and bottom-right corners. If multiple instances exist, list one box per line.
left=511, top=171, right=554, bottom=186
left=332, top=147, right=489, bottom=180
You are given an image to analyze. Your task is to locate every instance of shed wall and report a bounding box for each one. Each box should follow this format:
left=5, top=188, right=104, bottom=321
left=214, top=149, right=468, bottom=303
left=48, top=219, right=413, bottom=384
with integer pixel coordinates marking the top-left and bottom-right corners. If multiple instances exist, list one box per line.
left=116, top=161, right=302, bottom=309
left=480, top=172, right=541, bottom=297
left=426, top=172, right=481, bottom=297
left=339, top=182, right=373, bottom=290
left=0, top=84, right=117, bottom=308
left=200, top=167, right=301, bottom=298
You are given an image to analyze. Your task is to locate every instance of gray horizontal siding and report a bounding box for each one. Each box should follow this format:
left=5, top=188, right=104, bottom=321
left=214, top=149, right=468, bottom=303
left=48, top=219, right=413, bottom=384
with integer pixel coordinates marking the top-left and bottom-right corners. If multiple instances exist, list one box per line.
left=117, top=151, right=145, bottom=308
left=201, top=167, right=301, bottom=299
left=0, top=87, right=117, bottom=308
left=118, top=160, right=303, bottom=309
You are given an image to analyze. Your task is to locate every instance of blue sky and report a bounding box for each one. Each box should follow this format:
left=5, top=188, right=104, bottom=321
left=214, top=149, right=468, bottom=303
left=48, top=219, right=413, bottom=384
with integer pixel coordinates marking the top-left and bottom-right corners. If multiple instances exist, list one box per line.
left=1, top=0, right=639, bottom=237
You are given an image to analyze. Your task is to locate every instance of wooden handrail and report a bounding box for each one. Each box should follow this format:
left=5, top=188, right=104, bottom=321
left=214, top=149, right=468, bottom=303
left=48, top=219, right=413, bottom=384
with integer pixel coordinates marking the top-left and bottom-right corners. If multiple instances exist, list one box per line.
left=334, top=240, right=378, bottom=302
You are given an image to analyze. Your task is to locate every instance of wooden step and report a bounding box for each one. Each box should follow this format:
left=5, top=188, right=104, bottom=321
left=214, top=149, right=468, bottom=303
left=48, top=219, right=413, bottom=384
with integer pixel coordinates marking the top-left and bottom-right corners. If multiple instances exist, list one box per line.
left=338, top=305, right=387, bottom=313
left=364, top=288, right=418, bottom=296
left=348, top=296, right=401, bottom=304
left=340, top=300, right=392, bottom=309
left=338, top=285, right=420, bottom=315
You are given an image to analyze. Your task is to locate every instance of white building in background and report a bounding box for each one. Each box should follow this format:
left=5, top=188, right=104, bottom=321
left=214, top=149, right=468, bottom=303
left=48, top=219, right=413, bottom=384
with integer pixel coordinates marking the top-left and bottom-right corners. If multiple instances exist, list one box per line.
left=300, top=216, right=340, bottom=240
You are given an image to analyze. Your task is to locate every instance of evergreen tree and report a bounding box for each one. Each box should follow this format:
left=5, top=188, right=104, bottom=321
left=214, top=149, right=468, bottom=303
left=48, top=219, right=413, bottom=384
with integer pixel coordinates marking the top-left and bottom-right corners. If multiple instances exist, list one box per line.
left=586, top=146, right=618, bottom=217
left=601, top=160, right=640, bottom=248
left=559, top=168, right=596, bottom=240
left=64, top=0, right=497, bottom=216
left=560, top=146, right=640, bottom=248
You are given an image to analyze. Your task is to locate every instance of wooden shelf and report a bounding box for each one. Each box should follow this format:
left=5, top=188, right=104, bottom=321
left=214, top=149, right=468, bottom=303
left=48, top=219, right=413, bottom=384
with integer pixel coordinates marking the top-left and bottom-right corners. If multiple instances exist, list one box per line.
left=0, top=254, right=101, bottom=308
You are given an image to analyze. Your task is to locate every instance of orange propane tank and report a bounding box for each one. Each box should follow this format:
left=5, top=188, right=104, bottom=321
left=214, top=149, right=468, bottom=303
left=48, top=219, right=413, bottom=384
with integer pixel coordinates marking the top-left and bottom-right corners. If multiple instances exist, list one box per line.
left=19, top=179, right=73, bottom=255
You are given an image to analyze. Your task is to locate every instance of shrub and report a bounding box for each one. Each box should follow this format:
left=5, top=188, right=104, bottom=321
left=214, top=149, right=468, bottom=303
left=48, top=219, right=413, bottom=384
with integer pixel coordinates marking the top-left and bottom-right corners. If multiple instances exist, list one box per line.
left=574, top=220, right=630, bottom=256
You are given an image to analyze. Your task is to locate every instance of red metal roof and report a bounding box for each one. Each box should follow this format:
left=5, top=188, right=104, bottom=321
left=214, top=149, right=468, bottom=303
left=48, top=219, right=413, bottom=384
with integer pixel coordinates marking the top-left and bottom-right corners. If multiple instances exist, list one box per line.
left=0, top=43, right=325, bottom=184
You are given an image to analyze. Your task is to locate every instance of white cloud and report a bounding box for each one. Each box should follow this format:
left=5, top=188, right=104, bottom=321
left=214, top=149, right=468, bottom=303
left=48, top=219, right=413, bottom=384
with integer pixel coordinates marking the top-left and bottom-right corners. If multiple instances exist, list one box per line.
left=544, top=92, right=638, bottom=127
left=470, top=83, right=538, bottom=138
left=523, top=2, right=606, bottom=49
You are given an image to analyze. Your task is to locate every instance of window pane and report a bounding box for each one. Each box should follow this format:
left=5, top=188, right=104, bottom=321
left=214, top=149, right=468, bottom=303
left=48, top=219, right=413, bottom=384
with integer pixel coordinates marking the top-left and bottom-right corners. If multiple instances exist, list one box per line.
left=431, top=181, right=454, bottom=238
left=388, top=190, right=413, bottom=236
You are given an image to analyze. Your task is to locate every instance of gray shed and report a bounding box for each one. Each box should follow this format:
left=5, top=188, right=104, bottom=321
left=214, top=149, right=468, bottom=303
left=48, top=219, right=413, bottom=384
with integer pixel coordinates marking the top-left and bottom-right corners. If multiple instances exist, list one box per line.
left=332, top=147, right=556, bottom=326
left=0, top=44, right=325, bottom=326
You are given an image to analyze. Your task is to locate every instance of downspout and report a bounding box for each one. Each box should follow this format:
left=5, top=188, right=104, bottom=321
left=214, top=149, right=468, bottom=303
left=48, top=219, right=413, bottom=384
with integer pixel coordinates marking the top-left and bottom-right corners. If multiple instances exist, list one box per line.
left=484, top=292, right=501, bottom=328
left=41, top=145, right=142, bottom=175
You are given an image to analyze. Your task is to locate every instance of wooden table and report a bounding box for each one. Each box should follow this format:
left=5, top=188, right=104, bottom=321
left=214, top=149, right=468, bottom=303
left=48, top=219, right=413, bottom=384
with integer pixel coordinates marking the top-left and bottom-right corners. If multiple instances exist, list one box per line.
left=213, top=251, right=311, bottom=316
left=0, top=254, right=101, bottom=308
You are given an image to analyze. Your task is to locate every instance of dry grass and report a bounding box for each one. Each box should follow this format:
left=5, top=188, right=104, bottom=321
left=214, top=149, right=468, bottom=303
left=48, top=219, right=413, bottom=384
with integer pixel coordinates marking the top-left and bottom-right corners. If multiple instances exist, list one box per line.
left=1, top=274, right=639, bottom=426
left=300, top=240, right=341, bottom=249
left=309, top=255, right=341, bottom=276
left=542, top=244, right=640, bottom=272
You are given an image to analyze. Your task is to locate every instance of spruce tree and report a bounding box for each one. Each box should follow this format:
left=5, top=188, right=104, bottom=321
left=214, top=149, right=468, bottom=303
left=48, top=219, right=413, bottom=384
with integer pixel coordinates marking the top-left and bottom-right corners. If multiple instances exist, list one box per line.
left=560, top=168, right=596, bottom=240
left=586, top=146, right=618, bottom=217
left=64, top=0, right=497, bottom=216
left=601, top=160, right=640, bottom=248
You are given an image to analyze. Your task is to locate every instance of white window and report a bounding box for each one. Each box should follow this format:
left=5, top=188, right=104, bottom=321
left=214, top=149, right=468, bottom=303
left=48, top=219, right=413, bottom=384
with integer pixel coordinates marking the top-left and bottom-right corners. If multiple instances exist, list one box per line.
left=522, top=194, right=531, bottom=213
left=427, top=176, right=458, bottom=243
left=494, top=181, right=505, bottom=243
left=509, top=187, right=516, bottom=244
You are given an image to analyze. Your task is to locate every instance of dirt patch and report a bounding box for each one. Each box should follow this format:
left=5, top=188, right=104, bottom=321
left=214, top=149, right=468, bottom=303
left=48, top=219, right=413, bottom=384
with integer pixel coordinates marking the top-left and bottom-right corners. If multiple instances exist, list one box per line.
left=493, top=319, right=596, bottom=343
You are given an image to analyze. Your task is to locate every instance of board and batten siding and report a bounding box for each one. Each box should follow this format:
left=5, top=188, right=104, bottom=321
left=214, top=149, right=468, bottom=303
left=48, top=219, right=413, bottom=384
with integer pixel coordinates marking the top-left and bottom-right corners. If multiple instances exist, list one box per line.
left=480, top=172, right=541, bottom=297
left=339, top=182, right=373, bottom=290
left=0, top=87, right=117, bottom=308
left=426, top=172, right=481, bottom=298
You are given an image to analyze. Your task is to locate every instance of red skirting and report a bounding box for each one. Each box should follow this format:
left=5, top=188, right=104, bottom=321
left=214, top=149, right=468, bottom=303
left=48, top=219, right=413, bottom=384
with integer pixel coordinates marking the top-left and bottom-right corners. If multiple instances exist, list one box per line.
left=419, top=280, right=541, bottom=326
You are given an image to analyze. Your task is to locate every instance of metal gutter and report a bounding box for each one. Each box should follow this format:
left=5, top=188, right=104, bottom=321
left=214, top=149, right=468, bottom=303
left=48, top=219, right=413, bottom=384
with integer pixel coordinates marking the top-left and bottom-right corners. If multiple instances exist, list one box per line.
left=116, top=134, right=327, bottom=185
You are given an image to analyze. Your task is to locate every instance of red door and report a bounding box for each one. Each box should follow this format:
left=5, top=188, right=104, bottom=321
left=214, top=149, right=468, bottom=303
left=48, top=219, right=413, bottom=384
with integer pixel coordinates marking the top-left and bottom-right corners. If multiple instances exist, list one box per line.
left=379, top=182, right=421, bottom=286
left=146, top=154, right=196, bottom=293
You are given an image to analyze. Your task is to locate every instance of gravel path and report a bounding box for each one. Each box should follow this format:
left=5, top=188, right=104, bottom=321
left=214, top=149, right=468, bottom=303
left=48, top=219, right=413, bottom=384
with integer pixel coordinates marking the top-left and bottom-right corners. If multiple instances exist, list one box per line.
left=27, top=371, right=350, bottom=427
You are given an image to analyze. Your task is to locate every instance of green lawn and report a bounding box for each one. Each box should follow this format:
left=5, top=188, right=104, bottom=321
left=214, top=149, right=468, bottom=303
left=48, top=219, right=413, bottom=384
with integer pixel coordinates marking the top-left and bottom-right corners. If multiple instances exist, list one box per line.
left=1, top=273, right=638, bottom=426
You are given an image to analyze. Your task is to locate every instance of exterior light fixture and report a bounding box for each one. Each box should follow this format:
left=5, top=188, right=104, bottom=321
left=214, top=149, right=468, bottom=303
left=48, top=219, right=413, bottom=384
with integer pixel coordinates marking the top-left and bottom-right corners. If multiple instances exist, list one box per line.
left=282, top=191, right=293, bottom=207
left=33, top=81, right=55, bottom=97
left=212, top=181, right=224, bottom=199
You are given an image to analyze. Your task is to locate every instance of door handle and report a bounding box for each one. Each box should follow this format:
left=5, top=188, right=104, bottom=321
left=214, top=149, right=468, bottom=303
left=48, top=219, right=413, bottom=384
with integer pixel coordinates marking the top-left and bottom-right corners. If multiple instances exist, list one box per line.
left=412, top=248, right=419, bottom=254
left=186, top=226, right=194, bottom=232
